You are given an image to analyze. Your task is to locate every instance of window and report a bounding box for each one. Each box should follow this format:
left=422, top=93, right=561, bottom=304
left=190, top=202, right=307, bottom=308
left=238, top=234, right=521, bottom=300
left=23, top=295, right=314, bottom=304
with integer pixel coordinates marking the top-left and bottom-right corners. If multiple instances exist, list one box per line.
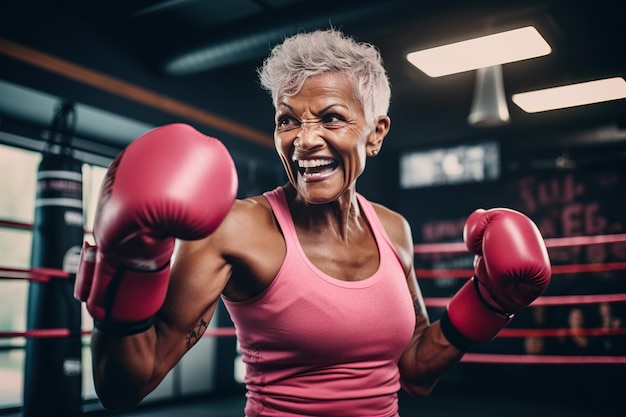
left=0, top=143, right=108, bottom=409
left=0, top=144, right=39, bottom=408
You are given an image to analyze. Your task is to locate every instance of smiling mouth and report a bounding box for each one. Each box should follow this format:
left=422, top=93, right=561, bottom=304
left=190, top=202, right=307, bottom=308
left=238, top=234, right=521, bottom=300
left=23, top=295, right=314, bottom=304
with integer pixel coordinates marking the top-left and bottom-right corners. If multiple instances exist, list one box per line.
left=294, top=158, right=339, bottom=179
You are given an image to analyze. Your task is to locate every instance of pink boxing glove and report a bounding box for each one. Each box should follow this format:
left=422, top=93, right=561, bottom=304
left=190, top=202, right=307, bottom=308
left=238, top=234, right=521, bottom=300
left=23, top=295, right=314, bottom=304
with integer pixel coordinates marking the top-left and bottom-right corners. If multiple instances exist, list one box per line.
left=74, top=123, right=238, bottom=335
left=440, top=208, right=551, bottom=350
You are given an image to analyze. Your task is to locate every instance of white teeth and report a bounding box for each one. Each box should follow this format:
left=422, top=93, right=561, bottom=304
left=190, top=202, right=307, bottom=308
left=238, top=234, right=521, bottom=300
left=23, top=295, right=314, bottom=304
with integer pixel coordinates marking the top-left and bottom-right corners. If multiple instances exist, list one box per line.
left=295, top=159, right=334, bottom=168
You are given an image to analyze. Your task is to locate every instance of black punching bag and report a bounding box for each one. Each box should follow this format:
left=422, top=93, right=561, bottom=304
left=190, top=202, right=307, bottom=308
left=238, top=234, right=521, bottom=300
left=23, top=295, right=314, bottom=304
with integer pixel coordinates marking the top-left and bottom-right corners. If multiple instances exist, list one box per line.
left=23, top=101, right=84, bottom=417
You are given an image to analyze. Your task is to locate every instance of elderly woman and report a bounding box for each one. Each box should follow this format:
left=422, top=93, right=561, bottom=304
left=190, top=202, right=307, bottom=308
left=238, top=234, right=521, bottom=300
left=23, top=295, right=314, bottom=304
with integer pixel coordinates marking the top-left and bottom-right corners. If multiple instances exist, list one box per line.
left=76, top=29, right=550, bottom=416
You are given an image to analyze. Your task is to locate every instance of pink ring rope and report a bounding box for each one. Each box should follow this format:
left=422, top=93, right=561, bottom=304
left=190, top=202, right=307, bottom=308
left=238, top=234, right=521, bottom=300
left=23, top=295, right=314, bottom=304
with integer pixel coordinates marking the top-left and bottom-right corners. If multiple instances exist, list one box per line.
left=1, top=327, right=623, bottom=365
left=0, top=327, right=236, bottom=339
left=0, top=219, right=32, bottom=231
left=416, top=262, right=626, bottom=279
left=423, top=293, right=626, bottom=308
left=0, top=266, right=70, bottom=281
left=463, top=353, right=626, bottom=364
left=413, top=233, right=626, bottom=254
left=4, top=326, right=624, bottom=340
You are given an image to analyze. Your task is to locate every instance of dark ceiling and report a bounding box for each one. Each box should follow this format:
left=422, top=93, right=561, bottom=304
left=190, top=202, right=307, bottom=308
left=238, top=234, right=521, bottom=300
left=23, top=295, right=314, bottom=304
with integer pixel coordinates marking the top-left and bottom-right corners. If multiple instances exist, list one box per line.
left=0, top=0, right=625, bottom=167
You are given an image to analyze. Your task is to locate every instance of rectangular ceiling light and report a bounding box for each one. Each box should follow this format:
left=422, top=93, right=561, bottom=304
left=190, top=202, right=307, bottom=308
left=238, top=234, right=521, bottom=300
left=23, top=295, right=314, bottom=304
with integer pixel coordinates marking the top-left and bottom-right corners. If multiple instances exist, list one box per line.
left=512, top=77, right=626, bottom=113
left=406, top=26, right=551, bottom=77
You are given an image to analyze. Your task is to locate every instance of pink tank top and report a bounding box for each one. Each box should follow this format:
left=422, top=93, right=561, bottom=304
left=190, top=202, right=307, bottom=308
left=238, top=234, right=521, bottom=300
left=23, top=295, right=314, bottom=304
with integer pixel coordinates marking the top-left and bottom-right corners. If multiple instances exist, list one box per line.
left=222, top=187, right=415, bottom=416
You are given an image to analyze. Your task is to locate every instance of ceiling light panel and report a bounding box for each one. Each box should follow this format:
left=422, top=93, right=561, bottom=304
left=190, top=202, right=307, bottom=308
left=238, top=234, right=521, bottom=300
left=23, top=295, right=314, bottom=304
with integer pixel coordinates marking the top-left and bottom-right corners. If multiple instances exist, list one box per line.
left=512, top=77, right=626, bottom=113
left=407, top=26, right=551, bottom=77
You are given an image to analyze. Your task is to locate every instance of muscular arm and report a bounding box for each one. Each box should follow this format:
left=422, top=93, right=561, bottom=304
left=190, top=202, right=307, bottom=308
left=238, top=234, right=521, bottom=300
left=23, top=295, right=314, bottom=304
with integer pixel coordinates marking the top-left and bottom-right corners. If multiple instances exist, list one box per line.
left=91, top=224, right=233, bottom=410
left=374, top=205, right=463, bottom=397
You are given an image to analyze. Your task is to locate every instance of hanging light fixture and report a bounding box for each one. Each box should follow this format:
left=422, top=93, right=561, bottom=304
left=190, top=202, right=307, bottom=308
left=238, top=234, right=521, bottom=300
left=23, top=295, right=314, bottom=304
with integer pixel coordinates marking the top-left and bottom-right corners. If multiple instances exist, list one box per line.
left=468, top=64, right=510, bottom=127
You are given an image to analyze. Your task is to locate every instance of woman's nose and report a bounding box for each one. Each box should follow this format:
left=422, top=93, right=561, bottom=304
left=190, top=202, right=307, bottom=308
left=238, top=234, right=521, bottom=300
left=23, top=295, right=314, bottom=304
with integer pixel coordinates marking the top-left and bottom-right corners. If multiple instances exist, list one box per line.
left=295, top=121, right=323, bottom=148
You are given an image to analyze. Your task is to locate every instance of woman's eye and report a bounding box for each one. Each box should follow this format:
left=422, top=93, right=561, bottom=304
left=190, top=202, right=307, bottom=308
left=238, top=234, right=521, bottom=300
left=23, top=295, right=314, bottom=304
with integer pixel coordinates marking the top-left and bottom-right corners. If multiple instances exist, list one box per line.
left=277, top=116, right=297, bottom=128
left=322, top=114, right=344, bottom=124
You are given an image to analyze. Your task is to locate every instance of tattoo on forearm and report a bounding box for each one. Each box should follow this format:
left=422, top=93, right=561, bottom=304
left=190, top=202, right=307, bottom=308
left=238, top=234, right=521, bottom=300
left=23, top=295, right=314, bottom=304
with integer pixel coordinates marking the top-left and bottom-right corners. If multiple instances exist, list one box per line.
left=413, top=298, right=423, bottom=317
left=186, top=318, right=209, bottom=349
left=413, top=298, right=428, bottom=331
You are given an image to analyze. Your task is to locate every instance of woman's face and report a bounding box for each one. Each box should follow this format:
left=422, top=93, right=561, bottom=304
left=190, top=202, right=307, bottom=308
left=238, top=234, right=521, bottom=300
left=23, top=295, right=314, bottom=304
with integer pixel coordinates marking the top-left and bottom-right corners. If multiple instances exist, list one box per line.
left=274, top=72, right=389, bottom=204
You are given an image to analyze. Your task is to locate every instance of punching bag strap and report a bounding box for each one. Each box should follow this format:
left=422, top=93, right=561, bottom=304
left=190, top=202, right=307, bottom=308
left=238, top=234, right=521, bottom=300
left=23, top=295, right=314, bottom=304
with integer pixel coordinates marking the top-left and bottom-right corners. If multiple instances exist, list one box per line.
left=45, top=101, right=76, bottom=156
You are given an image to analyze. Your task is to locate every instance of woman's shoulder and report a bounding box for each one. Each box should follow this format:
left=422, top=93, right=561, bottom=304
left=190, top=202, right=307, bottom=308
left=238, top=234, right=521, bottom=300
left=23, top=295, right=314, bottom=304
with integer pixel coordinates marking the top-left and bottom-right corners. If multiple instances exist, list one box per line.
left=204, top=193, right=281, bottom=256
left=222, top=194, right=275, bottom=231
left=367, top=199, right=410, bottom=231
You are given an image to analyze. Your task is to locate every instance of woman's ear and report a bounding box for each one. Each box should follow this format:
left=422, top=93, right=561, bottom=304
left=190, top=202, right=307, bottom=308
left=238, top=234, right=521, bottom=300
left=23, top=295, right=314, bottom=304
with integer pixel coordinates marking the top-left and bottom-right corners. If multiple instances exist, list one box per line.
left=367, top=115, right=391, bottom=156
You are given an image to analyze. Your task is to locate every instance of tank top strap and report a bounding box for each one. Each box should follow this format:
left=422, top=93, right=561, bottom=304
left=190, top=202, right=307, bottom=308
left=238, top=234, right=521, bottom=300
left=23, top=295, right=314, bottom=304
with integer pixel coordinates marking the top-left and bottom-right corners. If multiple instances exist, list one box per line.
left=263, top=187, right=297, bottom=247
left=356, top=193, right=404, bottom=268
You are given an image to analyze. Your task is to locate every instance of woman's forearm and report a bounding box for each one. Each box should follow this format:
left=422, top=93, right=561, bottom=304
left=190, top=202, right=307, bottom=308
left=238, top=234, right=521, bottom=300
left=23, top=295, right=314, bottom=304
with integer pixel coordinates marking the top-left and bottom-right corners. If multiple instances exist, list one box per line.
left=399, top=320, right=464, bottom=397
left=91, top=327, right=162, bottom=410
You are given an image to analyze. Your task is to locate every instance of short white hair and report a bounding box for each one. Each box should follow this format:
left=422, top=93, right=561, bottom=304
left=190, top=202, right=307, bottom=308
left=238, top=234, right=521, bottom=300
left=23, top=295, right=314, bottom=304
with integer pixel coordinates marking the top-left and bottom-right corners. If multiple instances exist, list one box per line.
left=258, top=29, right=391, bottom=124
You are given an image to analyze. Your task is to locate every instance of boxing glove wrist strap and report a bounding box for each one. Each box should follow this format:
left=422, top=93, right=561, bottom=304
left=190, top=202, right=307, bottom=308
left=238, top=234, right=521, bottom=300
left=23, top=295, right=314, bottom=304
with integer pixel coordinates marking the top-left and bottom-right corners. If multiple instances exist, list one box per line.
left=443, top=277, right=514, bottom=347
left=93, top=317, right=154, bottom=337
left=93, top=262, right=170, bottom=336
left=439, top=310, right=473, bottom=352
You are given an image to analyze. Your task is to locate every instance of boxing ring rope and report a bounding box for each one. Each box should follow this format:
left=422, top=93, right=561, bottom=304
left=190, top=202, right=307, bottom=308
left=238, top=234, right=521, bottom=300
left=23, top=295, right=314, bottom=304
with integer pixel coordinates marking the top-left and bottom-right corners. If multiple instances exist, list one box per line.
left=462, top=353, right=626, bottom=364
left=3, top=324, right=624, bottom=340
left=0, top=329, right=91, bottom=339
left=413, top=232, right=626, bottom=253
left=0, top=327, right=236, bottom=339
left=416, top=262, right=626, bottom=278
left=0, top=266, right=69, bottom=282
left=423, top=293, right=626, bottom=308
left=1, top=220, right=625, bottom=366
left=0, top=219, right=32, bottom=231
